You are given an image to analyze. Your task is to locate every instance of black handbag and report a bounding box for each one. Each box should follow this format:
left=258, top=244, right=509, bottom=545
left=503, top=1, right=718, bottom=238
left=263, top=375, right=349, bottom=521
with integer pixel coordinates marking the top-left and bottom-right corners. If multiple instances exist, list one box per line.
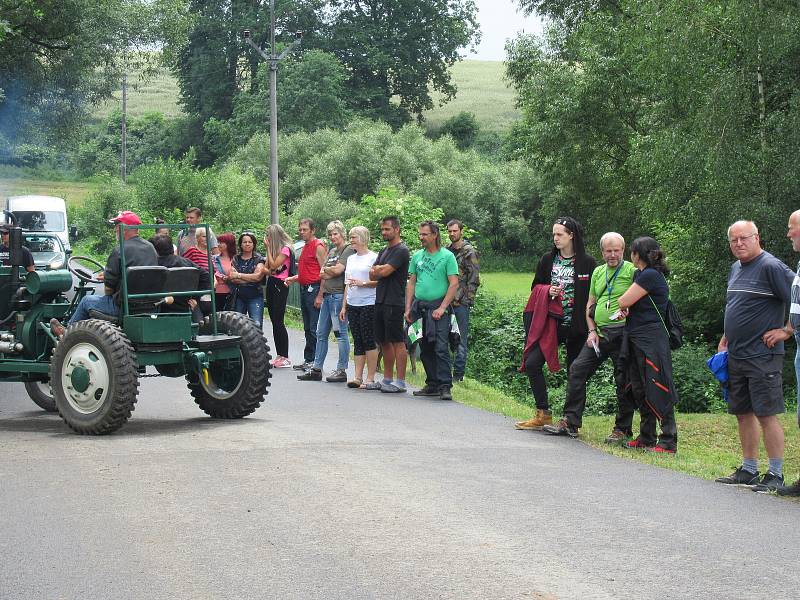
left=650, top=296, right=684, bottom=350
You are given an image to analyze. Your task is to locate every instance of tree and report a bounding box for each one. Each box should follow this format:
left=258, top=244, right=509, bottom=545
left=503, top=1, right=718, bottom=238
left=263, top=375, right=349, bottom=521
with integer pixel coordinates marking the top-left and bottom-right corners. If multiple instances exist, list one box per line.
left=320, top=0, right=480, bottom=124
left=0, top=0, right=188, bottom=150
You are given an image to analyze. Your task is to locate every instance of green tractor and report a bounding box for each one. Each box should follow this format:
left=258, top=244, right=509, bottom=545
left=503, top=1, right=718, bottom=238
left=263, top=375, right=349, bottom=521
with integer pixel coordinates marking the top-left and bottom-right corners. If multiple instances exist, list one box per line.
left=2, top=220, right=271, bottom=434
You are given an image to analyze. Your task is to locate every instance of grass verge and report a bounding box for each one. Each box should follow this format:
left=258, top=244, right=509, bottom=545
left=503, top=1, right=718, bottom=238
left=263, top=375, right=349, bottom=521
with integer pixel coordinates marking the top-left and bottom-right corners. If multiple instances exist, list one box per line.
left=441, top=374, right=799, bottom=483
left=283, top=314, right=799, bottom=487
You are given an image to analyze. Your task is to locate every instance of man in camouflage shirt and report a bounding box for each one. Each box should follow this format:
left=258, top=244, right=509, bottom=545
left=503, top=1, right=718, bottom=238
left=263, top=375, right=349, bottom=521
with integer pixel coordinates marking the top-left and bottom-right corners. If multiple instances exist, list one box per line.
left=446, top=219, right=480, bottom=381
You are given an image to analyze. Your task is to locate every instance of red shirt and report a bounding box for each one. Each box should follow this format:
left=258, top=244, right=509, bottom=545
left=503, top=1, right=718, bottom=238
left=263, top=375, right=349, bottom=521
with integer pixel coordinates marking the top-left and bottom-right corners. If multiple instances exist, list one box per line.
left=298, top=238, right=324, bottom=285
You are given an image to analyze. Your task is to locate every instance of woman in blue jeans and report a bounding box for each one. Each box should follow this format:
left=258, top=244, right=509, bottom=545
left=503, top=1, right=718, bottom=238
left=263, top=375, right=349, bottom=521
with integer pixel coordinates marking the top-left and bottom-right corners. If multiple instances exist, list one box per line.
left=228, top=232, right=266, bottom=328
left=297, top=220, right=355, bottom=383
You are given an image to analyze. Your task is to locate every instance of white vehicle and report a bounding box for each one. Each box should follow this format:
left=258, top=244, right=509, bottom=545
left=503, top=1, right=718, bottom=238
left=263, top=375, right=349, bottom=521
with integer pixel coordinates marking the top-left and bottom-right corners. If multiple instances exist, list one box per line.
left=5, top=195, right=72, bottom=251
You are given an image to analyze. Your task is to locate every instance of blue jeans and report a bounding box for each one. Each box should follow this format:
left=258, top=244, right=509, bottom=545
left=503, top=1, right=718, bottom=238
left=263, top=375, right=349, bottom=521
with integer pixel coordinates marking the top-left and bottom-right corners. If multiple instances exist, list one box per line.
left=300, top=283, right=321, bottom=363
left=69, top=294, right=118, bottom=324
left=313, top=292, right=350, bottom=371
left=235, top=293, right=264, bottom=329
left=452, top=304, right=470, bottom=378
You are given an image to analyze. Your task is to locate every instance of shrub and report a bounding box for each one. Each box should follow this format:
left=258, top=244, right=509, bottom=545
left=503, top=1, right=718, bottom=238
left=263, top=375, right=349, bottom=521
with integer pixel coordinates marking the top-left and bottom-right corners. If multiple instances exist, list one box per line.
left=437, top=111, right=480, bottom=150
left=346, top=187, right=443, bottom=253
left=289, top=188, right=358, bottom=235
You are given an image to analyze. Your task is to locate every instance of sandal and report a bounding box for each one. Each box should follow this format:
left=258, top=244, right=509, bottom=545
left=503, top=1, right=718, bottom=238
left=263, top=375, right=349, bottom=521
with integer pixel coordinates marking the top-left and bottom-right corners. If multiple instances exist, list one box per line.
left=361, top=381, right=382, bottom=390
left=347, top=379, right=362, bottom=389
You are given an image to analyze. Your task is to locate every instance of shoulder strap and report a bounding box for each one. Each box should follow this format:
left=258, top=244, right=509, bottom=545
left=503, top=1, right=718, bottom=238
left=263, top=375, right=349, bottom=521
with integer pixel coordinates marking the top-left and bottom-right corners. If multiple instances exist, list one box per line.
left=649, top=295, right=670, bottom=337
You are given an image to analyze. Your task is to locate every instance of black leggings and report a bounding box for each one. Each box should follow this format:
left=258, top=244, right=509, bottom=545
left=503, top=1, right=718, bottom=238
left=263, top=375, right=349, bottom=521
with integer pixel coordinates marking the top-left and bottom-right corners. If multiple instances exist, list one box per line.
left=266, top=277, right=289, bottom=358
left=348, top=304, right=377, bottom=356
left=525, top=324, right=584, bottom=410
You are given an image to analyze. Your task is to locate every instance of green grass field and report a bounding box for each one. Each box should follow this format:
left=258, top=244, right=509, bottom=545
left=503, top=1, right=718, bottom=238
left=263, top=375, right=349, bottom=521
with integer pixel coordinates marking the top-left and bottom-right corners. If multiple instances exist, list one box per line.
left=0, top=178, right=98, bottom=206
left=424, top=60, right=519, bottom=132
left=480, top=271, right=531, bottom=298
left=92, top=60, right=519, bottom=133
left=93, top=68, right=184, bottom=119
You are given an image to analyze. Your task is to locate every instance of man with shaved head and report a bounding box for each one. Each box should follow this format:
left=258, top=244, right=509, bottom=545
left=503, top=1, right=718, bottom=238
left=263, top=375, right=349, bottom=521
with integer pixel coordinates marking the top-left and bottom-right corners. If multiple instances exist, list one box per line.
left=716, top=220, right=795, bottom=493
left=543, top=232, right=636, bottom=439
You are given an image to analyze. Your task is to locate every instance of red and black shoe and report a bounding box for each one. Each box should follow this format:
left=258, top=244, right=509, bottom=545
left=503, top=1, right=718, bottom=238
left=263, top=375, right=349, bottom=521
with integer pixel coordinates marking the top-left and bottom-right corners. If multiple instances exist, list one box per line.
left=625, top=438, right=654, bottom=450
left=649, top=445, right=676, bottom=455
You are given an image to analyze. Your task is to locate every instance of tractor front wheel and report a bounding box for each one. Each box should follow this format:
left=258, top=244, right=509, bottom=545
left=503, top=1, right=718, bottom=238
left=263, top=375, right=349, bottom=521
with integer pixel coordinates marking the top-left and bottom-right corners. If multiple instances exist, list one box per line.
left=50, top=319, right=139, bottom=435
left=25, top=381, right=57, bottom=412
left=189, top=311, right=271, bottom=418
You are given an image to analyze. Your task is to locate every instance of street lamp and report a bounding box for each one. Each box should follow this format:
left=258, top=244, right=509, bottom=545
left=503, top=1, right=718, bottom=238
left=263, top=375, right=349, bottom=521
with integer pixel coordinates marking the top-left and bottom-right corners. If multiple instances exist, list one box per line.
left=243, top=1, right=301, bottom=225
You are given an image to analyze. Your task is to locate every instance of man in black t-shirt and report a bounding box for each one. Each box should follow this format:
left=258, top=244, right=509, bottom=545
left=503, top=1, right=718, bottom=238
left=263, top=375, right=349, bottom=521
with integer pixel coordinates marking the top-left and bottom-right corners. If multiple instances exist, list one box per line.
left=369, top=216, right=410, bottom=393
left=0, top=228, right=35, bottom=272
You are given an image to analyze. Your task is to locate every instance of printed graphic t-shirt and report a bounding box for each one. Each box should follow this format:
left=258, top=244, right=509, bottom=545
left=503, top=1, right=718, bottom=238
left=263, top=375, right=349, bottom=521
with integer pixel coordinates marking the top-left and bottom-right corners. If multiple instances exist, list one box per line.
left=409, top=247, right=459, bottom=302
left=551, top=253, right=576, bottom=325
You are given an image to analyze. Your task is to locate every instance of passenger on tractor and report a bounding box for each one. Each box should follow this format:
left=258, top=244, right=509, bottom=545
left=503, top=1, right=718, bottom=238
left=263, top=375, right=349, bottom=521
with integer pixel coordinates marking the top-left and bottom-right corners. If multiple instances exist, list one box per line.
left=0, top=226, right=35, bottom=273
left=50, top=211, right=157, bottom=337
left=150, top=233, right=209, bottom=323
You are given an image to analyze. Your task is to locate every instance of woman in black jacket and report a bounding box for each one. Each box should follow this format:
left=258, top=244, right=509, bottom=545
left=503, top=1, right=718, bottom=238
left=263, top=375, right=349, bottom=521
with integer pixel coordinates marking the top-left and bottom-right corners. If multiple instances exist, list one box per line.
left=617, top=236, right=678, bottom=453
left=516, top=217, right=597, bottom=430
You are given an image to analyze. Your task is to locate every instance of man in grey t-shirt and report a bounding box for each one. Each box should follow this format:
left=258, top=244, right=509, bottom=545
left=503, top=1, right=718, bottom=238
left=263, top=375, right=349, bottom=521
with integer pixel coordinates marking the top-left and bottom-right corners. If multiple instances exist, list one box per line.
left=716, top=220, right=794, bottom=492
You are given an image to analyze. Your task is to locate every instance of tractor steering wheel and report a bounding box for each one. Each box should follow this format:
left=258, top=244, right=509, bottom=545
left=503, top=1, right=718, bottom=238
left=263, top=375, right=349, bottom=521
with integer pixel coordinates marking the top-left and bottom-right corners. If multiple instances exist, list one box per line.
left=68, top=256, right=105, bottom=284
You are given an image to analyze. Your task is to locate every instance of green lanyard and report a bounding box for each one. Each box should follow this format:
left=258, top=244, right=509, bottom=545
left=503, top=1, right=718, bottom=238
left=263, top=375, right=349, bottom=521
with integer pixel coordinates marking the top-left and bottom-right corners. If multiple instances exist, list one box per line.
left=604, top=263, right=623, bottom=309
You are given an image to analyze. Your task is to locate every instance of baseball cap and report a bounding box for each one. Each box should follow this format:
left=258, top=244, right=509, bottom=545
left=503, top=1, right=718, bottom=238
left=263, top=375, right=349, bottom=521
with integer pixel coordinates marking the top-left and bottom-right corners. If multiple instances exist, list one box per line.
left=108, top=211, right=142, bottom=226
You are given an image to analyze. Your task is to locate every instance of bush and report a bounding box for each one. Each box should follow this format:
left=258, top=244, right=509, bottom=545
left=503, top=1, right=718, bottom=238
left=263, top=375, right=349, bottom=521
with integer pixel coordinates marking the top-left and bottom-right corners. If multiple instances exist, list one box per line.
left=437, top=111, right=480, bottom=150
left=289, top=188, right=358, bottom=235
left=345, top=187, right=443, bottom=253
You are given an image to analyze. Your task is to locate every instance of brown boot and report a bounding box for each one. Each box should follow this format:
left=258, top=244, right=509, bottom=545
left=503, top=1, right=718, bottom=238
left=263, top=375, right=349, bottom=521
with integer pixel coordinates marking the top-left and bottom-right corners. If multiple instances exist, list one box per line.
left=515, top=409, right=552, bottom=430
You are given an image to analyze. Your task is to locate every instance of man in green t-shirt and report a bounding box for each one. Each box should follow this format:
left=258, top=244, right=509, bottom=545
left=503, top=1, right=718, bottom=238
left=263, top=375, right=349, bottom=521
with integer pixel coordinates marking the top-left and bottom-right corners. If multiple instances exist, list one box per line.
left=405, top=221, right=459, bottom=400
left=543, top=232, right=636, bottom=441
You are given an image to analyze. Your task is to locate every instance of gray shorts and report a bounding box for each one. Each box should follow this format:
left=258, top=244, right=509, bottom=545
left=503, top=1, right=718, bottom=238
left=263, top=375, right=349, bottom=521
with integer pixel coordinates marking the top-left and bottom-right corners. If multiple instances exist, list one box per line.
left=727, top=354, right=785, bottom=417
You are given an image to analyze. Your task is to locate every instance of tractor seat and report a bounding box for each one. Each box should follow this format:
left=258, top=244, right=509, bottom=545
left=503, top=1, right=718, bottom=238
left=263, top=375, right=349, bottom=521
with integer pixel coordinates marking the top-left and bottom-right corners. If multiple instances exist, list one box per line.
left=127, top=265, right=168, bottom=314
left=88, top=309, right=120, bottom=325
left=164, top=266, right=200, bottom=293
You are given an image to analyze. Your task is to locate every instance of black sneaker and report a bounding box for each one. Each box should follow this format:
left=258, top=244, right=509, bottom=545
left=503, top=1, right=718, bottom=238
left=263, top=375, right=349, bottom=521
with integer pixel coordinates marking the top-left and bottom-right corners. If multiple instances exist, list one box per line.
left=715, top=466, right=760, bottom=486
left=542, top=419, right=579, bottom=438
left=293, top=361, right=313, bottom=371
left=777, top=479, right=800, bottom=497
left=325, top=369, right=347, bottom=383
left=752, top=471, right=784, bottom=493
left=297, top=368, right=322, bottom=381
left=413, top=386, right=439, bottom=397
left=439, top=386, right=452, bottom=401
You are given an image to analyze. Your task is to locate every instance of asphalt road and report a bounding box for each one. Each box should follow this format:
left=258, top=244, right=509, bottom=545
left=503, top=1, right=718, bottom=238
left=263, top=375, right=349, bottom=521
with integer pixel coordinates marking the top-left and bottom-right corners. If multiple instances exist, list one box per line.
left=1, top=327, right=799, bottom=599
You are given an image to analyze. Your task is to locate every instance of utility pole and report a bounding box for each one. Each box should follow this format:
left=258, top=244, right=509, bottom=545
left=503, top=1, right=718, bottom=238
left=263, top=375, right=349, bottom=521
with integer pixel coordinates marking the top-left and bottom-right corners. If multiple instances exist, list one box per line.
left=121, top=74, right=127, bottom=183
left=244, top=1, right=301, bottom=225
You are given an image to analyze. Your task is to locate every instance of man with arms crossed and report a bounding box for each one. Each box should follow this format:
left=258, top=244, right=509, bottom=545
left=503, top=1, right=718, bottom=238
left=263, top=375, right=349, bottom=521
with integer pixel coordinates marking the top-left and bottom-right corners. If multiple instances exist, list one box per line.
left=543, top=232, right=636, bottom=440
left=406, top=221, right=459, bottom=401
left=446, top=219, right=480, bottom=382
left=369, top=216, right=410, bottom=393
left=716, top=220, right=794, bottom=492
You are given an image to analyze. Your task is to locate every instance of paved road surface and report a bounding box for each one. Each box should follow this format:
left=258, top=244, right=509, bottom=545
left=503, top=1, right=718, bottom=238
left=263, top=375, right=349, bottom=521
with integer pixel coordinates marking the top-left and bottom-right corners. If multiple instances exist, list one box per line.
left=1, top=327, right=799, bottom=599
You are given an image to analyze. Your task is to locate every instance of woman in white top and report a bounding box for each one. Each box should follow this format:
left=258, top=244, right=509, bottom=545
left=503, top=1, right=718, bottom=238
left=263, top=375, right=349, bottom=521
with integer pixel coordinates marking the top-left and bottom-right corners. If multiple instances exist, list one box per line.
left=339, top=226, right=379, bottom=389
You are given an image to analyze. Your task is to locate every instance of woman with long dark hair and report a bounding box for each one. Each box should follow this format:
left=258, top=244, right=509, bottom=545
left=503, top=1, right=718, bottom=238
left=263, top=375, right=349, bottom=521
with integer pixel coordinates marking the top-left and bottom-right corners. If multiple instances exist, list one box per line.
left=213, top=232, right=236, bottom=310
left=616, top=236, right=679, bottom=453
left=228, top=232, right=266, bottom=328
left=516, top=217, right=597, bottom=430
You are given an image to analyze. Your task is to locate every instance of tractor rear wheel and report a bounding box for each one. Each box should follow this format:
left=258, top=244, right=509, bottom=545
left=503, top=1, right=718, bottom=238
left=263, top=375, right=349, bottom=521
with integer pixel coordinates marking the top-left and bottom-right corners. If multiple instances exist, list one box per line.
left=189, top=311, right=271, bottom=418
left=50, top=319, right=139, bottom=435
left=25, top=381, right=57, bottom=412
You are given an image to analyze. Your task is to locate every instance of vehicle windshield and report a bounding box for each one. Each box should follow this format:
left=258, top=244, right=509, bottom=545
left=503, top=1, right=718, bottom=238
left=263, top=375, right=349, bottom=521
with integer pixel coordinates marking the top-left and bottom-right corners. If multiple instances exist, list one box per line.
left=15, top=211, right=66, bottom=232
left=24, top=235, right=63, bottom=254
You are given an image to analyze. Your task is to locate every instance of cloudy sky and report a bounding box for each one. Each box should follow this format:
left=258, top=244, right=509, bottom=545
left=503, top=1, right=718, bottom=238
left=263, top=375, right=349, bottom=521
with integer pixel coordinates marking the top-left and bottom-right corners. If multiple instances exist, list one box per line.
left=470, top=0, right=544, bottom=61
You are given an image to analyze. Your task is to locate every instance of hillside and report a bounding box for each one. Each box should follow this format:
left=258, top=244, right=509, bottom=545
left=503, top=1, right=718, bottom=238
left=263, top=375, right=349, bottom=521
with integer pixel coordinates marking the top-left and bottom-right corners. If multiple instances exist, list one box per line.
left=93, top=60, right=520, bottom=132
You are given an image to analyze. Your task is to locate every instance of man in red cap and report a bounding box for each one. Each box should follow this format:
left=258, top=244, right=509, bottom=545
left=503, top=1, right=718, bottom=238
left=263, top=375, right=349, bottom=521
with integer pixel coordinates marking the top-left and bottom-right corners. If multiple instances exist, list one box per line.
left=51, top=211, right=157, bottom=335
